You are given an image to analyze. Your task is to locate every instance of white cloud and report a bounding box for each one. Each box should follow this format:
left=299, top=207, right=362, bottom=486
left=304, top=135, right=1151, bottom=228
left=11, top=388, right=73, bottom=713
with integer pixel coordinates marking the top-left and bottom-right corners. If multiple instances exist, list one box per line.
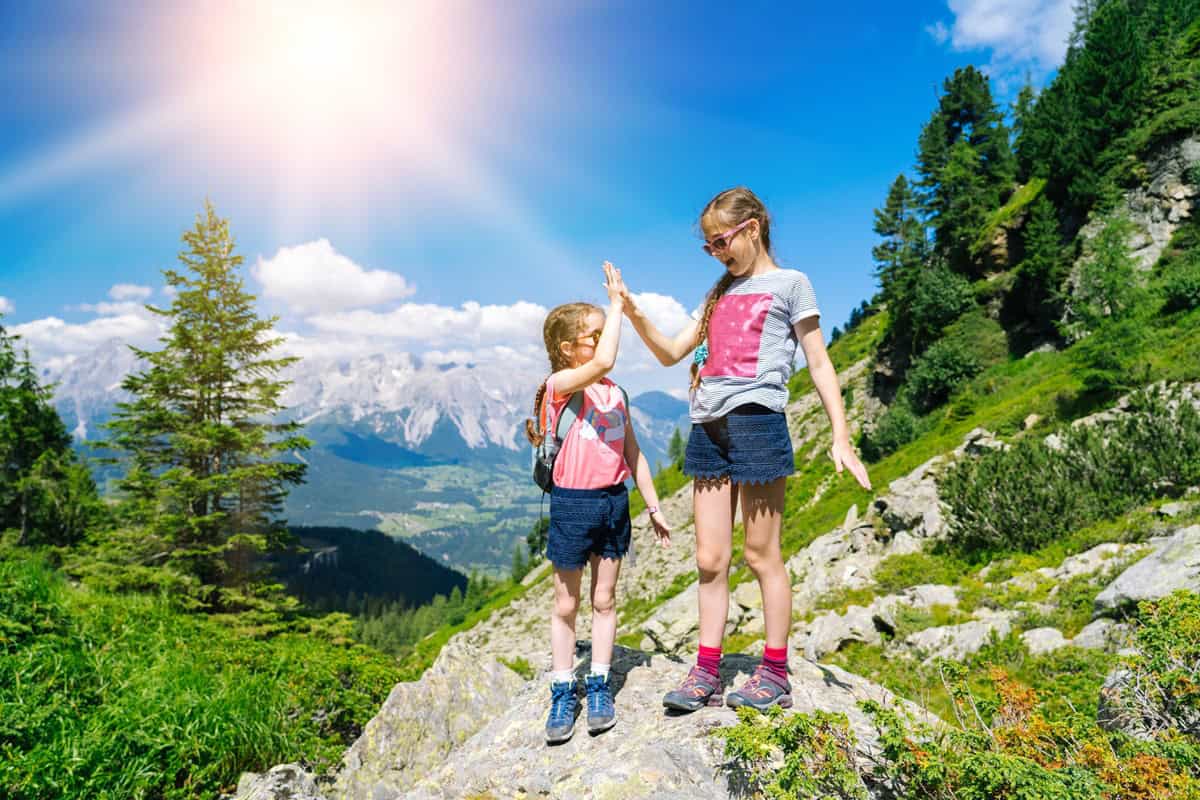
left=109, top=283, right=152, bottom=301
left=12, top=313, right=161, bottom=359
left=926, top=20, right=951, bottom=44
left=308, top=300, right=548, bottom=346
left=253, top=239, right=416, bottom=313
left=928, top=0, right=1074, bottom=81
left=630, top=292, right=692, bottom=335
left=0, top=297, right=12, bottom=314
left=67, top=300, right=145, bottom=315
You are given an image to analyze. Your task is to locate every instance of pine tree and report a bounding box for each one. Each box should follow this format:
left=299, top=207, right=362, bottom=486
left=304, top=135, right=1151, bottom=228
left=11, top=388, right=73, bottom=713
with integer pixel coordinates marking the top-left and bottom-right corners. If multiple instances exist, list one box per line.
left=872, top=174, right=926, bottom=310
left=915, top=66, right=1015, bottom=274
left=1018, top=195, right=1065, bottom=298
left=667, top=426, right=686, bottom=467
left=105, top=202, right=311, bottom=611
left=0, top=322, right=84, bottom=545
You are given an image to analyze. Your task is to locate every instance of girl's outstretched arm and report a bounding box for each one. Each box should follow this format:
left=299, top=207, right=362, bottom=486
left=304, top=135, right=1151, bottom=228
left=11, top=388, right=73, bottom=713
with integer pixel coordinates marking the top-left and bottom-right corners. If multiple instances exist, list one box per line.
left=795, top=316, right=872, bottom=490
left=623, top=423, right=672, bottom=546
left=620, top=286, right=701, bottom=368
left=553, top=262, right=626, bottom=396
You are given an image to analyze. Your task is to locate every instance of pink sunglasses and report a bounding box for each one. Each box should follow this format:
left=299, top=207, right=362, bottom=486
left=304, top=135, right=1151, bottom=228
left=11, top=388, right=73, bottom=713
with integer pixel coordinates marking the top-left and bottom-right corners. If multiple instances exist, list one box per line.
left=702, top=219, right=753, bottom=255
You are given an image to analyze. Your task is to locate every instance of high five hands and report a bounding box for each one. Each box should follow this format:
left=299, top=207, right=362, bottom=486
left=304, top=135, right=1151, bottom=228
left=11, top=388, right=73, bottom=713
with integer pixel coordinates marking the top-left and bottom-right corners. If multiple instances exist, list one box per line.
left=602, top=261, right=629, bottom=306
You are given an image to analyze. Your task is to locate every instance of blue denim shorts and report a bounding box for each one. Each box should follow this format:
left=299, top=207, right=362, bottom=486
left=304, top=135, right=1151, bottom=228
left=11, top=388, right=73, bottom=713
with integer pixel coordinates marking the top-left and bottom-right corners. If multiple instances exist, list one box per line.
left=684, top=403, right=794, bottom=485
left=547, top=484, right=631, bottom=570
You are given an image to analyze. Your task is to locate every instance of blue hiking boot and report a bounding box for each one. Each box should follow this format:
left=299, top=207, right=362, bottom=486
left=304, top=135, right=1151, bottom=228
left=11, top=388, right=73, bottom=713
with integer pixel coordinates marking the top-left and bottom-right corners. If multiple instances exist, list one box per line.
left=545, top=680, right=579, bottom=744
left=585, top=673, right=616, bottom=734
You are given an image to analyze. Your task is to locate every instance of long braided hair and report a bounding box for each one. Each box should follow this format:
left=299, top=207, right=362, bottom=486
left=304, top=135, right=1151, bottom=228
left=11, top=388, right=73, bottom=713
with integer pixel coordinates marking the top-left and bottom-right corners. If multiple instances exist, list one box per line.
left=524, top=302, right=601, bottom=447
left=690, top=187, right=774, bottom=390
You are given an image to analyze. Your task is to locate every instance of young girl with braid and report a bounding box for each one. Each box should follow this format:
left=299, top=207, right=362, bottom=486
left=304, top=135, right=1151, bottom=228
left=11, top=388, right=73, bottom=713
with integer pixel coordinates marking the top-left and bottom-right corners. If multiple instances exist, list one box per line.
left=525, top=262, right=673, bottom=743
left=618, top=188, right=872, bottom=711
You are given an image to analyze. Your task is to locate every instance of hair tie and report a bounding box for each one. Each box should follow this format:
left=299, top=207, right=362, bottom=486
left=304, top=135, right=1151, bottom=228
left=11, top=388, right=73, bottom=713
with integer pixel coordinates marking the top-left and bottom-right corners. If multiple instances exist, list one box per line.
left=693, top=341, right=709, bottom=367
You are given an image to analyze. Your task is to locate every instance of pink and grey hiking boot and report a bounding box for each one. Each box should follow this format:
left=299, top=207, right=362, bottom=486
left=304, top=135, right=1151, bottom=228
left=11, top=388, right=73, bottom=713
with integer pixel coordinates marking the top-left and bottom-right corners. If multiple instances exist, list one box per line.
left=726, top=666, right=792, bottom=711
left=662, top=666, right=724, bottom=712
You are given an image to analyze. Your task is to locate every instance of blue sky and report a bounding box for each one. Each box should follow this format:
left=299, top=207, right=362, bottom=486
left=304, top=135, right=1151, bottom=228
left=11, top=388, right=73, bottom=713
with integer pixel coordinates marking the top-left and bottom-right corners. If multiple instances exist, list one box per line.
left=0, top=0, right=1075, bottom=395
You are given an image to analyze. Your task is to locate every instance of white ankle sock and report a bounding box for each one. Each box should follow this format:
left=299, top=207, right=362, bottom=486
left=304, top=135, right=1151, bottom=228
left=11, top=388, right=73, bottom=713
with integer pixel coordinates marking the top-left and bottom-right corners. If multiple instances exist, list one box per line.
left=549, top=669, right=575, bottom=685
left=588, top=663, right=610, bottom=679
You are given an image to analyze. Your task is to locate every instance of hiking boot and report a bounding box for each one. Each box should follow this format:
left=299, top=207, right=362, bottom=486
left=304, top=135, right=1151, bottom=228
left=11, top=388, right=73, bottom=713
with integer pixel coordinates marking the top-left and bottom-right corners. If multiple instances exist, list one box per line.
left=662, top=666, right=724, bottom=712
left=585, top=673, right=616, bottom=734
left=726, top=666, right=792, bottom=711
left=545, top=680, right=579, bottom=743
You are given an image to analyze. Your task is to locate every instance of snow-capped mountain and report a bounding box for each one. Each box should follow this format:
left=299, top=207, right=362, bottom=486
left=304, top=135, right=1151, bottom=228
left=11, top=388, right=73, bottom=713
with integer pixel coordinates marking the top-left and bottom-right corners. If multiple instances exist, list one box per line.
left=43, top=340, right=687, bottom=469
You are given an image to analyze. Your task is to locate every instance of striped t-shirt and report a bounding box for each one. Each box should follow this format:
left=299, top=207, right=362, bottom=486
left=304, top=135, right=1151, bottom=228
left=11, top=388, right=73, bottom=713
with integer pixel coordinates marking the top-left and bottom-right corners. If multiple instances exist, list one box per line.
left=689, top=268, right=821, bottom=423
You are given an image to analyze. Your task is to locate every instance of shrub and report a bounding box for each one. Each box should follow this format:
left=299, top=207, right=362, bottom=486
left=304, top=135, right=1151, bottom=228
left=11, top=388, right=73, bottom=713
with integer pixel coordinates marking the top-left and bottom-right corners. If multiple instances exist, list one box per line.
left=872, top=551, right=970, bottom=595
left=909, top=266, right=976, bottom=352
left=0, top=551, right=400, bottom=800
left=907, top=336, right=983, bottom=413
left=859, top=402, right=922, bottom=462
left=1163, top=259, right=1200, bottom=313
left=1103, top=591, right=1200, bottom=739
left=714, top=706, right=870, bottom=800
left=1060, top=214, right=1145, bottom=342
left=941, top=384, right=1200, bottom=558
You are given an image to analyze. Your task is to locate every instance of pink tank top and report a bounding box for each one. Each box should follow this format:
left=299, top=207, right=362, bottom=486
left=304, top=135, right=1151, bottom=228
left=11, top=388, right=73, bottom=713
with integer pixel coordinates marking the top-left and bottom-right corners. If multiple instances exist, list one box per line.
left=545, top=375, right=632, bottom=490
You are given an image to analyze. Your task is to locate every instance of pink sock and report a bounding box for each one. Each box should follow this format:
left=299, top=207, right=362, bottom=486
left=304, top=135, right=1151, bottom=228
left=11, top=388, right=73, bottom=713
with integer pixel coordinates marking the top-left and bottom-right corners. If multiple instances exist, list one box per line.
left=762, top=645, right=788, bottom=681
left=697, top=644, right=721, bottom=678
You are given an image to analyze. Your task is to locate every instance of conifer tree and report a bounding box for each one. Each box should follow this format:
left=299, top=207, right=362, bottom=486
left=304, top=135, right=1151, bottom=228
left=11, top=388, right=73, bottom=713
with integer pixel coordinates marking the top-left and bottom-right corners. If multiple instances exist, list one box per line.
left=915, top=66, right=1014, bottom=274
left=106, top=202, right=311, bottom=610
left=0, top=321, right=89, bottom=545
left=667, top=426, right=686, bottom=467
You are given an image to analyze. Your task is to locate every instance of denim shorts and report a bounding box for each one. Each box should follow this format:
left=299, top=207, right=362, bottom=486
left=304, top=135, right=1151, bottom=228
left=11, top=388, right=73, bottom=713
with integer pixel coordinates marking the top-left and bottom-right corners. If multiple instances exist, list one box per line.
left=547, top=484, right=632, bottom=570
left=683, top=403, right=795, bottom=485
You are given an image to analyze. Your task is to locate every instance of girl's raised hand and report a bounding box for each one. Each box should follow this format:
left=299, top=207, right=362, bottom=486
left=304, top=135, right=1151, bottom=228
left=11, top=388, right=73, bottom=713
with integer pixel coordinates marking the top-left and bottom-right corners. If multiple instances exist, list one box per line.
left=649, top=509, right=672, bottom=547
left=830, top=439, right=872, bottom=491
left=603, top=261, right=635, bottom=309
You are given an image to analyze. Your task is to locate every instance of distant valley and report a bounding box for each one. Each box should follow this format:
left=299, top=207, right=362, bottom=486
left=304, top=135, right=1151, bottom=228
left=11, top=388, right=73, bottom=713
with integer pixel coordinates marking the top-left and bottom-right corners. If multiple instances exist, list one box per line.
left=46, top=341, right=690, bottom=575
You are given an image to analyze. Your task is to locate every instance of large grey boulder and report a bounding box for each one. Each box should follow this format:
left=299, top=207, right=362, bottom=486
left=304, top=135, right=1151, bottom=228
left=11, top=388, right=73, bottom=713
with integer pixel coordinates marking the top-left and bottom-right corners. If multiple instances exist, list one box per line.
left=1070, top=618, right=1131, bottom=652
left=1021, top=628, right=1069, bottom=656
left=804, top=604, right=882, bottom=661
left=405, top=647, right=937, bottom=800
left=1093, top=526, right=1200, bottom=615
left=331, top=637, right=526, bottom=799
left=233, top=764, right=327, bottom=800
left=872, top=456, right=947, bottom=540
left=904, top=610, right=1014, bottom=663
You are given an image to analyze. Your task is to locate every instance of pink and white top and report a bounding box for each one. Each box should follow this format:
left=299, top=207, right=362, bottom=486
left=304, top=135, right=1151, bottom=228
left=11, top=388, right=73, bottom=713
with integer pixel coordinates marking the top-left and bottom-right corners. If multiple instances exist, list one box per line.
left=689, top=268, right=821, bottom=422
left=545, top=375, right=632, bottom=490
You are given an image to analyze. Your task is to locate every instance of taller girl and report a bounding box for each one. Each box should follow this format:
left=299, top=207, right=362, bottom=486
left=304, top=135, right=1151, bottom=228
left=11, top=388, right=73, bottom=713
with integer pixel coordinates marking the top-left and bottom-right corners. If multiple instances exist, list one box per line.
left=620, top=187, right=872, bottom=711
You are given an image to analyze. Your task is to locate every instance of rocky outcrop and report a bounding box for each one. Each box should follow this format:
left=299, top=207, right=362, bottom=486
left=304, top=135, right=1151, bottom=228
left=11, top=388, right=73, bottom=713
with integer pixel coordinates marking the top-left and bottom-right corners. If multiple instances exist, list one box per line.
left=800, top=584, right=960, bottom=661
left=235, top=764, right=325, bottom=800
left=904, top=609, right=1015, bottom=663
left=1094, top=525, right=1200, bottom=615
left=1069, top=134, right=1199, bottom=279
left=333, top=638, right=526, bottom=799
left=871, top=456, right=948, bottom=541
left=405, top=647, right=937, bottom=800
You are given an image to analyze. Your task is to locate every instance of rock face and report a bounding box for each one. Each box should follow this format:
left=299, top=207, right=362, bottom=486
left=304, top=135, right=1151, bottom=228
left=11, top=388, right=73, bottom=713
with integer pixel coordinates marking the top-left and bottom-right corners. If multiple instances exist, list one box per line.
left=1093, top=526, right=1200, bottom=615
left=1067, top=134, right=1199, bottom=281
left=872, top=456, right=947, bottom=541
left=404, top=648, right=936, bottom=800
left=332, top=638, right=526, bottom=798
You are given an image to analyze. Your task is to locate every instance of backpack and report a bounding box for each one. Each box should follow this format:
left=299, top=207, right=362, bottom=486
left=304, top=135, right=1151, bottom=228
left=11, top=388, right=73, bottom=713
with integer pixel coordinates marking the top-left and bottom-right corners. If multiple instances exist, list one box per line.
left=532, top=383, right=629, bottom=493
